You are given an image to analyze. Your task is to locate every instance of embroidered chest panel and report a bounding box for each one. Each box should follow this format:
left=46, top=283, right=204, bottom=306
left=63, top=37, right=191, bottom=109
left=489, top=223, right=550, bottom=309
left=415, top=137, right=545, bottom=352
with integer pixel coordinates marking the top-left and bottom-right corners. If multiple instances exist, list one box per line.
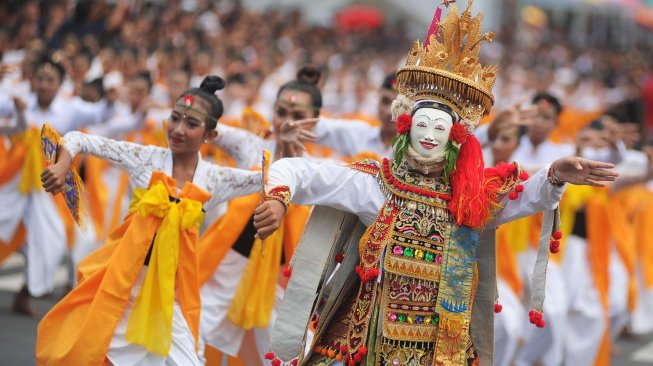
left=376, top=167, right=481, bottom=365
left=382, top=201, right=449, bottom=343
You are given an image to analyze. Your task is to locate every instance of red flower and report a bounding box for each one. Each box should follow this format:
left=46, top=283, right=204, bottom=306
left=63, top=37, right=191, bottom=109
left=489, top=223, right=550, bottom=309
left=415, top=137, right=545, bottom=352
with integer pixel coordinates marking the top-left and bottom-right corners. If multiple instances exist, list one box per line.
left=449, top=122, right=469, bottom=145
left=396, top=114, right=412, bottom=134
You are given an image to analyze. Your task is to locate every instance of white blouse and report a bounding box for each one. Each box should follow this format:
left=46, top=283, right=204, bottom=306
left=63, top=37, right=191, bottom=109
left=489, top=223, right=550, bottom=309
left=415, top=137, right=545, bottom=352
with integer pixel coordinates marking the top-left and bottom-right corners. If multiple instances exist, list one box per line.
left=0, top=94, right=115, bottom=133
left=63, top=131, right=261, bottom=211
left=315, top=116, right=391, bottom=158
left=266, top=158, right=565, bottom=227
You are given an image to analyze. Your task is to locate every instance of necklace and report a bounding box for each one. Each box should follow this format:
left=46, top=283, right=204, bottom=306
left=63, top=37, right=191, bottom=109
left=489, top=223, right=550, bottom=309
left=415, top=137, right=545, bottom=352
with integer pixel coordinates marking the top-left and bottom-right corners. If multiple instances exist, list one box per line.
left=381, top=158, right=452, bottom=202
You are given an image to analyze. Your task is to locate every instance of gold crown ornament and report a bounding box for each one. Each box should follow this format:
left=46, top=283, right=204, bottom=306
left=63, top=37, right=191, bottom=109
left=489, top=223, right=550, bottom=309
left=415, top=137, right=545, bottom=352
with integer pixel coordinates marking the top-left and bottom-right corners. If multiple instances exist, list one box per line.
left=396, top=0, right=497, bottom=130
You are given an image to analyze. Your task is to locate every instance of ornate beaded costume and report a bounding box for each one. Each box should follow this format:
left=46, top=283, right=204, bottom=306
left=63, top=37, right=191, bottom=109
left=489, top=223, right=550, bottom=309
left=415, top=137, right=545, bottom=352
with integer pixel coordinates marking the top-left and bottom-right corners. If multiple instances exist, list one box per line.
left=300, top=157, right=524, bottom=366
left=264, top=2, right=563, bottom=366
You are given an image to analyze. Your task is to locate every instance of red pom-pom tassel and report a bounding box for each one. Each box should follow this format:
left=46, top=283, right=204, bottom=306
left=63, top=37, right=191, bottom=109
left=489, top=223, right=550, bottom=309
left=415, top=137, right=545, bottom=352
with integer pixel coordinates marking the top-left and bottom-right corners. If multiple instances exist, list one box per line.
left=271, top=359, right=282, bottom=366
left=335, top=252, right=344, bottom=263
left=515, top=184, right=524, bottom=193
left=265, top=352, right=275, bottom=360
left=529, top=309, right=545, bottom=327
left=494, top=303, right=503, bottom=313
left=292, top=359, right=298, bottom=366
left=509, top=191, right=519, bottom=200
left=552, top=230, right=562, bottom=240
left=519, top=171, right=529, bottom=181
left=282, top=267, right=292, bottom=277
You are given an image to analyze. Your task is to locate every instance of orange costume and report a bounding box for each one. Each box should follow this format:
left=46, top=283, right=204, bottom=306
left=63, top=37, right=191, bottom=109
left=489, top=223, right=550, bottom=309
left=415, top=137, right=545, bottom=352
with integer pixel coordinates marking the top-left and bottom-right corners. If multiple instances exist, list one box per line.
left=37, top=173, right=209, bottom=365
left=35, top=130, right=261, bottom=365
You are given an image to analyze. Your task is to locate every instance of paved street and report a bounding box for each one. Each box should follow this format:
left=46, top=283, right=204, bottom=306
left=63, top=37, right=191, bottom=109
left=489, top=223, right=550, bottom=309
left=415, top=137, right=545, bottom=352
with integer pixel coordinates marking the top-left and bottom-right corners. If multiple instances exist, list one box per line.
left=1, top=253, right=653, bottom=365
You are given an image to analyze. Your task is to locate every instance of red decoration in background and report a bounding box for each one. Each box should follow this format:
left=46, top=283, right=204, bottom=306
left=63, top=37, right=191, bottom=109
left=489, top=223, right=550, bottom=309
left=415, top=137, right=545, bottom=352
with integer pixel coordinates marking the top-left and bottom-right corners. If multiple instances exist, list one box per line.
left=336, top=5, right=385, bottom=32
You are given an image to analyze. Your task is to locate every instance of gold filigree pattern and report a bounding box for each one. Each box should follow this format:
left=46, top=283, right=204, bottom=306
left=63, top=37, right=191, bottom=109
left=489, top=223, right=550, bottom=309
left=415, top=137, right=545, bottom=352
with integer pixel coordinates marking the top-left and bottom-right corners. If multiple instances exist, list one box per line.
left=386, top=256, right=441, bottom=280
left=376, top=338, right=434, bottom=366
left=347, top=159, right=381, bottom=176
left=265, top=185, right=291, bottom=208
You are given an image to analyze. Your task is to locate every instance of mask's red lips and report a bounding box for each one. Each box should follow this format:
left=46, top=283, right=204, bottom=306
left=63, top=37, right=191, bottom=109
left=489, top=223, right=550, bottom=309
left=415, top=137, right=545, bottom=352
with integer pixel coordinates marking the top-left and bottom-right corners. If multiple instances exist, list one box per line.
left=420, top=141, right=438, bottom=149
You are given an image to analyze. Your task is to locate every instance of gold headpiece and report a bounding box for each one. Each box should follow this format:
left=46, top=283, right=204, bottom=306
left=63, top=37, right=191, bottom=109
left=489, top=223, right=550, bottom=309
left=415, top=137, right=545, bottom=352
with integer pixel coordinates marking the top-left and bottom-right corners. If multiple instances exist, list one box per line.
left=396, top=1, right=497, bottom=127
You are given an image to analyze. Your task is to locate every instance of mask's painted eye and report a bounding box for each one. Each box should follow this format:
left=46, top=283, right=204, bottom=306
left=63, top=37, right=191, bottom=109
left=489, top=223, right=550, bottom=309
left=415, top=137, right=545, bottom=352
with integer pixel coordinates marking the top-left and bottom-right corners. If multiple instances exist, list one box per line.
left=435, top=125, right=445, bottom=131
left=416, top=121, right=427, bottom=127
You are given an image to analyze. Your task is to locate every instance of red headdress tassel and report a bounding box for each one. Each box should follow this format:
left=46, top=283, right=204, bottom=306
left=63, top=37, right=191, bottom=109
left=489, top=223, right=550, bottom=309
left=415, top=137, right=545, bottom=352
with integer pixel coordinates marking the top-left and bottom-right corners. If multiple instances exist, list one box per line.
left=448, top=135, right=488, bottom=229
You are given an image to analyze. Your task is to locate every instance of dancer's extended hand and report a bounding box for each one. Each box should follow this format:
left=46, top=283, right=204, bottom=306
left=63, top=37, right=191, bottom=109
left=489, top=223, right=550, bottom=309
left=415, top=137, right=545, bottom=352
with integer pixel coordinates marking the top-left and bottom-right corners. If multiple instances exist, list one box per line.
left=40, top=147, right=73, bottom=194
left=552, top=157, right=618, bottom=187
left=278, top=118, right=318, bottom=158
left=253, top=200, right=286, bottom=240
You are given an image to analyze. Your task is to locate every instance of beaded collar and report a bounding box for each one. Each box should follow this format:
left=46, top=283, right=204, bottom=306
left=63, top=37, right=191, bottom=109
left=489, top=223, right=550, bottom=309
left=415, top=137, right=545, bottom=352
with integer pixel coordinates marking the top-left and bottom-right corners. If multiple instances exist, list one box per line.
left=379, top=158, right=452, bottom=209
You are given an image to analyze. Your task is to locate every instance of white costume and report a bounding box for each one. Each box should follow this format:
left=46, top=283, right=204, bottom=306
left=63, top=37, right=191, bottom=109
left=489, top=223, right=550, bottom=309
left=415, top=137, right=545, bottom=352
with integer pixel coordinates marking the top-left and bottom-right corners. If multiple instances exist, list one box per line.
left=0, top=93, right=115, bottom=296
left=315, top=116, right=392, bottom=159
left=267, top=158, right=563, bottom=228
left=512, top=134, right=629, bottom=366
left=61, top=130, right=261, bottom=364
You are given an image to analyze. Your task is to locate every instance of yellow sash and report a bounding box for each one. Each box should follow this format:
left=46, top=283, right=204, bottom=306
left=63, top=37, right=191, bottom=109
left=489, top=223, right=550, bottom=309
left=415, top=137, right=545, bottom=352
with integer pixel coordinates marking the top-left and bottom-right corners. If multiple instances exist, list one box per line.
left=18, top=128, right=43, bottom=194
left=197, top=194, right=310, bottom=329
left=125, top=181, right=204, bottom=356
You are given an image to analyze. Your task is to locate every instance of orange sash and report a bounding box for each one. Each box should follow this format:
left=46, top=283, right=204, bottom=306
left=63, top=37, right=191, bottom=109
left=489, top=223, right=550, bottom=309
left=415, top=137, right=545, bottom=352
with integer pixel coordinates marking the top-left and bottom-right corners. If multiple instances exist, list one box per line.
left=36, top=172, right=210, bottom=365
left=197, top=194, right=309, bottom=329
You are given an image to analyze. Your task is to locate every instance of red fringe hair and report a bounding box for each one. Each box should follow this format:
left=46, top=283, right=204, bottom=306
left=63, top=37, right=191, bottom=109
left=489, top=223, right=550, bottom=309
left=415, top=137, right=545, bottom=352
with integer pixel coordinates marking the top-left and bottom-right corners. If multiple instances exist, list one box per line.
left=448, top=136, right=518, bottom=229
left=448, top=135, right=488, bottom=228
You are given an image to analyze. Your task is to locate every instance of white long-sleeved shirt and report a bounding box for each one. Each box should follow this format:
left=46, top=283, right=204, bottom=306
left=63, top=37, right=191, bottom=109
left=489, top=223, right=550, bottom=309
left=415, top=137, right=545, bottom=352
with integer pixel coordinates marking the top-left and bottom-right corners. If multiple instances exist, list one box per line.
left=315, top=117, right=391, bottom=159
left=86, top=102, right=146, bottom=139
left=266, top=157, right=565, bottom=227
left=63, top=131, right=261, bottom=211
left=0, top=93, right=114, bottom=133
left=511, top=135, right=625, bottom=174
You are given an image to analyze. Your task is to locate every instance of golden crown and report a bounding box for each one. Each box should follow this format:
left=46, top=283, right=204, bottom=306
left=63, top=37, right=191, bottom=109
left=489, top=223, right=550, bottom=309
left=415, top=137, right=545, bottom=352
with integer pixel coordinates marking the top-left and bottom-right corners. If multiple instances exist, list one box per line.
left=396, top=1, right=497, bottom=125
